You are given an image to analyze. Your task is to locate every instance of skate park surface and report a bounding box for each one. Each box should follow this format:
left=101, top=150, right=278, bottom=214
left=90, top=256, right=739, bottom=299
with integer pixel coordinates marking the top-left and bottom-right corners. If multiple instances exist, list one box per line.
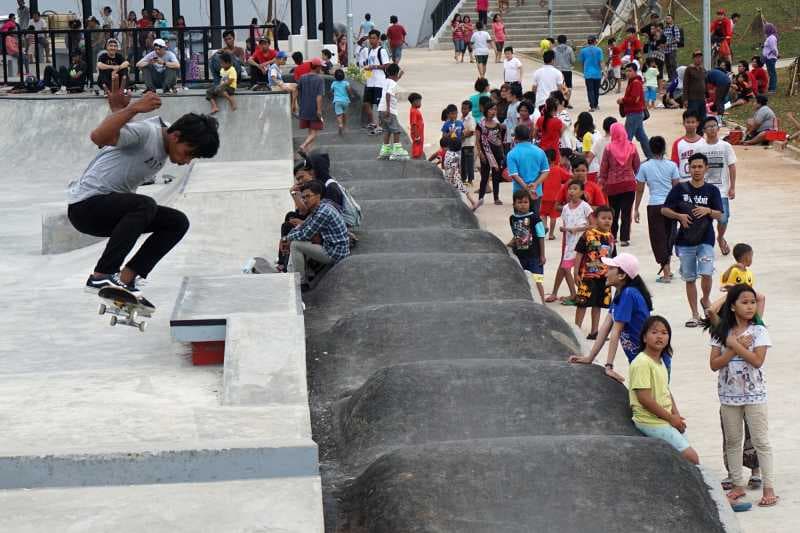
left=2, top=82, right=742, bottom=531
left=0, top=91, right=324, bottom=531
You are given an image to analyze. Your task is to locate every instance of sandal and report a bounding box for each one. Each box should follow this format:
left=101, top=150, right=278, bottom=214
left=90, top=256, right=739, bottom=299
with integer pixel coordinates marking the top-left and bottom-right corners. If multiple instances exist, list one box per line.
left=685, top=318, right=701, bottom=328
left=758, top=495, right=779, bottom=507
left=731, top=501, right=752, bottom=512
left=718, top=237, right=730, bottom=256
left=655, top=276, right=672, bottom=284
left=748, top=476, right=762, bottom=490
left=560, top=298, right=577, bottom=306
left=586, top=332, right=598, bottom=340
left=721, top=478, right=733, bottom=491
left=548, top=235, right=556, bottom=240
left=726, top=490, right=746, bottom=502
left=544, top=294, right=559, bottom=303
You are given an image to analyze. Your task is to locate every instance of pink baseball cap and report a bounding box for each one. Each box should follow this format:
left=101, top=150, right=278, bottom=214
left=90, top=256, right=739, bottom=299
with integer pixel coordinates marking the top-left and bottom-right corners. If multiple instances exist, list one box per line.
left=601, top=253, right=640, bottom=279
left=310, top=57, right=323, bottom=67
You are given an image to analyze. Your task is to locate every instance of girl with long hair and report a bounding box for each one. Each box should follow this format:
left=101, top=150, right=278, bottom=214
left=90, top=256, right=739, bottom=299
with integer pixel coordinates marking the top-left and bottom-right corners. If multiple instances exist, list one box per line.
left=451, top=14, right=465, bottom=62
left=475, top=101, right=506, bottom=205
left=535, top=97, right=562, bottom=162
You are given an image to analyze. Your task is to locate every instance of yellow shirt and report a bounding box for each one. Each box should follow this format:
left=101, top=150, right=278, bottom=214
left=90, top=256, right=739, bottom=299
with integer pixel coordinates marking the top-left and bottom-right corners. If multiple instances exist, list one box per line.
left=220, top=65, right=237, bottom=89
left=629, top=352, right=672, bottom=426
left=721, top=265, right=754, bottom=287
left=540, top=39, right=552, bottom=52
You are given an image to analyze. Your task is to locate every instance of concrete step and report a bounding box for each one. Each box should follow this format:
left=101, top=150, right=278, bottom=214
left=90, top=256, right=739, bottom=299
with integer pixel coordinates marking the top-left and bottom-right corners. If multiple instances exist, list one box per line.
left=0, top=476, right=324, bottom=533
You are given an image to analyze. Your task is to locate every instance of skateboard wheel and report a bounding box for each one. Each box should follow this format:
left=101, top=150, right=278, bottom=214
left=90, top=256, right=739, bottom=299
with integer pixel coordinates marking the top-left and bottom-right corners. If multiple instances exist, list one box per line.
left=110, top=316, right=118, bottom=326
left=138, top=322, right=147, bottom=333
left=98, top=303, right=107, bottom=315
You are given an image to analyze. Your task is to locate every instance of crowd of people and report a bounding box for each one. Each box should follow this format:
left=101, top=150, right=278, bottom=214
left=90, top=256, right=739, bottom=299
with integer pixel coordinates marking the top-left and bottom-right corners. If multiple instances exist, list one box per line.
left=373, top=6, right=783, bottom=514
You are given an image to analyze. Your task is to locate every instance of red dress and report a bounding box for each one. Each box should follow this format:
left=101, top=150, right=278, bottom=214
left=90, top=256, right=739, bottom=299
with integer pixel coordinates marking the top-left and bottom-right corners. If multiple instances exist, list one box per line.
left=410, top=107, right=425, bottom=159
left=535, top=115, right=564, bottom=162
left=541, top=166, right=571, bottom=218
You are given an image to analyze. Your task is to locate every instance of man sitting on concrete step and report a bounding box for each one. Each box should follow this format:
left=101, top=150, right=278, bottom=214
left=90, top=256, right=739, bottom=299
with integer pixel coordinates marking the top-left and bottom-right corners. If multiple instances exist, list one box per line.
left=285, top=181, right=350, bottom=290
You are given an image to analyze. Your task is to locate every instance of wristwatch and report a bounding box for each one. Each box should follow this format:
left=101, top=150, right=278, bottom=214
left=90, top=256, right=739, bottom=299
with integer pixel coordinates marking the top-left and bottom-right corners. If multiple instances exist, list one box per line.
left=604, top=363, right=614, bottom=370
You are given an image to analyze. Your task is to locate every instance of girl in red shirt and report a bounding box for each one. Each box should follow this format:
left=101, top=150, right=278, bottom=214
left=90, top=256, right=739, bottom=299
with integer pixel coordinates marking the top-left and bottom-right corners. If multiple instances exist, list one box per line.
left=535, top=97, right=564, bottom=163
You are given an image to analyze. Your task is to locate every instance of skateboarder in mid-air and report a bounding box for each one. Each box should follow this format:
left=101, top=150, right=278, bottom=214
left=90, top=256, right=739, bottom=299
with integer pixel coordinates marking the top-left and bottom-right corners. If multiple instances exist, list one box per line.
left=67, top=75, right=220, bottom=307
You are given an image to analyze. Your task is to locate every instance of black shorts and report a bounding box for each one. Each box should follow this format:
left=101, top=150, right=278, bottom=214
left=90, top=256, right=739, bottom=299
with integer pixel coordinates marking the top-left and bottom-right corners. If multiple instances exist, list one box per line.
left=364, top=86, right=383, bottom=105
left=562, top=70, right=573, bottom=89
left=576, top=277, right=611, bottom=308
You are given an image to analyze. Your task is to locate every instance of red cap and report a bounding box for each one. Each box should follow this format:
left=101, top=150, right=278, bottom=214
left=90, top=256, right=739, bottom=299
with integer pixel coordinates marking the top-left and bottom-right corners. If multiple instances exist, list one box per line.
left=311, top=57, right=323, bottom=67
left=716, top=8, right=726, bottom=14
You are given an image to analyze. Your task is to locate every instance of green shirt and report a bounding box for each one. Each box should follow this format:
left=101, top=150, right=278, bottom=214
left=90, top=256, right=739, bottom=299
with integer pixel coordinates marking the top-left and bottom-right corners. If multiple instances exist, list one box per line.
left=469, top=91, right=490, bottom=120
left=629, top=352, right=672, bottom=426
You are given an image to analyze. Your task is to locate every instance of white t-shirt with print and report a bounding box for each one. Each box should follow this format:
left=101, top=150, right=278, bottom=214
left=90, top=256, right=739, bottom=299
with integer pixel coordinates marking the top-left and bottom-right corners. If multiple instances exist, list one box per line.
left=698, top=139, right=737, bottom=198
left=504, top=57, right=522, bottom=82
left=377, top=78, right=398, bottom=116
left=470, top=31, right=492, bottom=56
left=711, top=324, right=771, bottom=405
left=560, top=200, right=593, bottom=261
left=366, top=46, right=390, bottom=88
left=531, top=65, right=564, bottom=108
left=671, top=136, right=706, bottom=181
left=461, top=113, right=477, bottom=148
left=558, top=110, right=574, bottom=150
left=590, top=134, right=610, bottom=175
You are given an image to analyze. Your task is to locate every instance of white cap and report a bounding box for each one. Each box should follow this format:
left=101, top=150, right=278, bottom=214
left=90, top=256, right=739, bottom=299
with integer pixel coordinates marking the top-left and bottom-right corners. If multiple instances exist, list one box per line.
left=153, top=38, right=167, bottom=48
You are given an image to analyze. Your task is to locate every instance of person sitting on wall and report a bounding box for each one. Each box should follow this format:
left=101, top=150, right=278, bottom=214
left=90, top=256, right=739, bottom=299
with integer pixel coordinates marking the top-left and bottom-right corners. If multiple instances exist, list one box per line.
left=43, top=50, right=87, bottom=93
left=210, top=29, right=245, bottom=85
left=96, top=38, right=130, bottom=95
left=247, top=37, right=277, bottom=88
left=135, top=38, right=180, bottom=93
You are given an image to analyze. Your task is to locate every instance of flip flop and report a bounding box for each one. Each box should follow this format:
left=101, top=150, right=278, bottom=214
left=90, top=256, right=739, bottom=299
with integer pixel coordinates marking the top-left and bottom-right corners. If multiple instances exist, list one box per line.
left=718, top=238, right=731, bottom=256
left=731, top=501, right=752, bottom=512
left=656, top=276, right=672, bottom=284
left=726, top=490, right=746, bottom=502
left=560, top=298, right=577, bottom=306
left=685, top=318, right=700, bottom=328
left=544, top=294, right=558, bottom=303
left=721, top=478, right=734, bottom=490
left=548, top=235, right=556, bottom=240
left=758, top=495, right=779, bottom=507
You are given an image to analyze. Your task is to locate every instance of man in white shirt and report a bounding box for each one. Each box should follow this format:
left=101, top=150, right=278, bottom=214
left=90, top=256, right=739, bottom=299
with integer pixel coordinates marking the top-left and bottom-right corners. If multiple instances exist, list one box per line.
left=531, top=50, right=565, bottom=111
left=670, top=109, right=706, bottom=181
left=136, top=38, right=181, bottom=93
left=30, top=10, right=50, bottom=63
left=363, top=30, right=391, bottom=133
left=470, top=22, right=492, bottom=78
left=699, top=116, right=737, bottom=256
left=503, top=46, right=522, bottom=83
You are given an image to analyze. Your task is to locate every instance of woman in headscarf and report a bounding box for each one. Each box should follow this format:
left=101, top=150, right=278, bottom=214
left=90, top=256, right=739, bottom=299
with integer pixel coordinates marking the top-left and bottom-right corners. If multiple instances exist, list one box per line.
left=598, top=122, right=640, bottom=247
left=762, top=23, right=779, bottom=93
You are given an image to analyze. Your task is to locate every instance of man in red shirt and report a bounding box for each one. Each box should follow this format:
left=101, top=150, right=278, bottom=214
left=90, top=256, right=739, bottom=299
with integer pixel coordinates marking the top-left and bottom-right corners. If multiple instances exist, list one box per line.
left=247, top=38, right=276, bottom=85
left=386, top=15, right=407, bottom=64
left=622, top=27, right=642, bottom=60
left=710, top=9, right=733, bottom=62
left=290, top=51, right=312, bottom=81
left=607, top=37, right=624, bottom=94
left=617, top=63, right=653, bottom=159
left=749, top=56, right=769, bottom=95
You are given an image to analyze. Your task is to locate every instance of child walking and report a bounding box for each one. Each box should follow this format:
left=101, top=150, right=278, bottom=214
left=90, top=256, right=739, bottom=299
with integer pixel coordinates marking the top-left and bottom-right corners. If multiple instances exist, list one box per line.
left=574, top=206, right=615, bottom=339
left=443, top=138, right=482, bottom=211
left=377, top=64, right=409, bottom=160
left=408, top=92, right=425, bottom=159
left=330, top=68, right=354, bottom=134
left=547, top=179, right=592, bottom=305
left=629, top=316, right=700, bottom=464
left=644, top=58, right=659, bottom=109
left=508, top=190, right=546, bottom=303
left=540, top=148, right=570, bottom=239
left=708, top=284, right=778, bottom=508
left=206, top=52, right=237, bottom=114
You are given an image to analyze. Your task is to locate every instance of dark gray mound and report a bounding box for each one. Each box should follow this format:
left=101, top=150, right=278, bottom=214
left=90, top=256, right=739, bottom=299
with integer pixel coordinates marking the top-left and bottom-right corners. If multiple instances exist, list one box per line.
left=357, top=198, right=478, bottom=230
left=338, top=436, right=725, bottom=533
left=331, top=159, right=445, bottom=180
left=335, top=360, right=638, bottom=469
left=307, top=254, right=528, bottom=310
left=345, top=178, right=455, bottom=200
left=306, top=300, right=578, bottom=403
left=351, top=228, right=507, bottom=255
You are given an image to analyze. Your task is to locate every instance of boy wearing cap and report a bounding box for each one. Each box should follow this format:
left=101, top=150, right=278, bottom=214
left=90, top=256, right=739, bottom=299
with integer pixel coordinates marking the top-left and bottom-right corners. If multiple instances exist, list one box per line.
left=297, top=58, right=325, bottom=155
left=136, top=38, right=180, bottom=93
left=268, top=51, right=298, bottom=114
left=97, top=38, right=130, bottom=94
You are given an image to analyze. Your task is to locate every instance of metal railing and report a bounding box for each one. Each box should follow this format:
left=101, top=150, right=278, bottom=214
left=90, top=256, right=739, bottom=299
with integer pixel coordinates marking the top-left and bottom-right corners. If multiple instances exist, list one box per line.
left=0, top=23, right=274, bottom=88
left=431, top=0, right=461, bottom=38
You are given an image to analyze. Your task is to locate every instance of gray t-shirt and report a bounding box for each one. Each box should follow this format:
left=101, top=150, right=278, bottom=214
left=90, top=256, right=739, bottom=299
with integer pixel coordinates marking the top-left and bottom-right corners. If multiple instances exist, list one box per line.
left=754, top=105, right=776, bottom=133
left=297, top=73, right=324, bottom=121
left=141, top=50, right=179, bottom=73
left=553, top=44, right=575, bottom=71
left=67, top=117, right=168, bottom=204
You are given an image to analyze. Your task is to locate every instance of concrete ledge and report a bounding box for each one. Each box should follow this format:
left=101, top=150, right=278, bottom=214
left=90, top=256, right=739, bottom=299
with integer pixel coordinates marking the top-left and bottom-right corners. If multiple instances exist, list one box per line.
left=0, top=476, right=324, bottom=532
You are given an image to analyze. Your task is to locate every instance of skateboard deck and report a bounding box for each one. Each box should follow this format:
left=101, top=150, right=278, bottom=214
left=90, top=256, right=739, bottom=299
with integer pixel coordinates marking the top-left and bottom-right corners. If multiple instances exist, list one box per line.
left=97, top=287, right=154, bottom=332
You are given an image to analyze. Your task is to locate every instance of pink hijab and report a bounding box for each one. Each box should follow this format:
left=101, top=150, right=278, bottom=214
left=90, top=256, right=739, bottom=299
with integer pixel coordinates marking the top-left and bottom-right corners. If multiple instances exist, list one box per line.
left=606, top=122, right=636, bottom=166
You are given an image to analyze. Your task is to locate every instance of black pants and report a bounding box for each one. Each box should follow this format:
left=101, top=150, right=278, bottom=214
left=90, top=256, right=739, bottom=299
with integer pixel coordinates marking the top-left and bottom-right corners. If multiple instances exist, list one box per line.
left=68, top=193, right=189, bottom=278
left=478, top=161, right=501, bottom=201
left=665, top=52, right=678, bottom=81
left=647, top=204, right=674, bottom=267
left=608, top=191, right=635, bottom=242
left=43, top=65, right=84, bottom=89
left=97, top=67, right=130, bottom=91
left=585, top=77, right=600, bottom=109
left=461, top=146, right=475, bottom=184
left=478, top=10, right=488, bottom=26
left=686, top=99, right=706, bottom=134
left=713, top=84, right=730, bottom=120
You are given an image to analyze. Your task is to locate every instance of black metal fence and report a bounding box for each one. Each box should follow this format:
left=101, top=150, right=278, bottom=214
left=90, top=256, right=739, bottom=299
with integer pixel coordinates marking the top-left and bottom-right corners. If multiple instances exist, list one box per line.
left=0, top=24, right=273, bottom=87
left=431, top=0, right=460, bottom=38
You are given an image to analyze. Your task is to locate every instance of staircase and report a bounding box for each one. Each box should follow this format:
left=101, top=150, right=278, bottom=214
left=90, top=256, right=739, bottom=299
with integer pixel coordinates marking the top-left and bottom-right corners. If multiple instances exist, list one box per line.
left=434, top=0, right=608, bottom=51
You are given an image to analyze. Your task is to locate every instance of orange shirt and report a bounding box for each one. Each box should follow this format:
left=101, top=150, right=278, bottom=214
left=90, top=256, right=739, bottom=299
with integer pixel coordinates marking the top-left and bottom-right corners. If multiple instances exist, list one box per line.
left=410, top=107, right=425, bottom=158
left=542, top=165, right=571, bottom=202
left=556, top=180, right=607, bottom=207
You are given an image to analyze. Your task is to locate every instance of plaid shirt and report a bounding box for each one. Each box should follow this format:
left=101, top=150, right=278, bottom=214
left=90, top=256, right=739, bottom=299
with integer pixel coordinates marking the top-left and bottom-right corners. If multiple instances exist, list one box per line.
left=663, top=24, right=681, bottom=55
left=287, top=200, right=350, bottom=262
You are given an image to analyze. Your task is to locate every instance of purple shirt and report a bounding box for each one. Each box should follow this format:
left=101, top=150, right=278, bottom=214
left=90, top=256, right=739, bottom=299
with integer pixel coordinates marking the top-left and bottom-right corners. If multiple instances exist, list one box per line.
left=762, top=35, right=778, bottom=60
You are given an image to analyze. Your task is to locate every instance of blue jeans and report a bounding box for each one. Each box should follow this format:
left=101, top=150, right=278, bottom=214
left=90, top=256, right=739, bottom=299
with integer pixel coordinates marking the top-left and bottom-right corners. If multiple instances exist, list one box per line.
left=585, top=77, right=600, bottom=109
left=676, top=244, right=715, bottom=282
left=624, top=112, right=654, bottom=159
left=765, top=58, right=777, bottom=92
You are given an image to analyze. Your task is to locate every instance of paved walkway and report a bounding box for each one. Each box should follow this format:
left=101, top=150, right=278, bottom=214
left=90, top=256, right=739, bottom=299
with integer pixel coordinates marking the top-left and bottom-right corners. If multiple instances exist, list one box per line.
left=398, top=47, right=800, bottom=533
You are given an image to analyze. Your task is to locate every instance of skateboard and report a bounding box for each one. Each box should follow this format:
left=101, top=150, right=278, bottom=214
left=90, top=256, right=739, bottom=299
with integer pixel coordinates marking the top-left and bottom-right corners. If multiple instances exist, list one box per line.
left=97, top=287, right=154, bottom=332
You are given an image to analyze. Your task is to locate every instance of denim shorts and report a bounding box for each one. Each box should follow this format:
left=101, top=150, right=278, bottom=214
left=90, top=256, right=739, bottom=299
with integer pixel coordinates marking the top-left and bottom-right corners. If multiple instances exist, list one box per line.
left=454, top=39, right=466, bottom=53
left=676, top=243, right=715, bottom=282
left=635, top=422, right=690, bottom=453
left=334, top=101, right=349, bottom=116
left=645, top=86, right=657, bottom=101
left=719, top=197, right=730, bottom=225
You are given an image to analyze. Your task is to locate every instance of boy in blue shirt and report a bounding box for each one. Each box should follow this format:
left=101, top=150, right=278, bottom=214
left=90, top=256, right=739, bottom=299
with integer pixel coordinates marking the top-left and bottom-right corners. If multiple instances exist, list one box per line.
left=579, top=35, right=604, bottom=111
left=440, top=104, right=464, bottom=142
